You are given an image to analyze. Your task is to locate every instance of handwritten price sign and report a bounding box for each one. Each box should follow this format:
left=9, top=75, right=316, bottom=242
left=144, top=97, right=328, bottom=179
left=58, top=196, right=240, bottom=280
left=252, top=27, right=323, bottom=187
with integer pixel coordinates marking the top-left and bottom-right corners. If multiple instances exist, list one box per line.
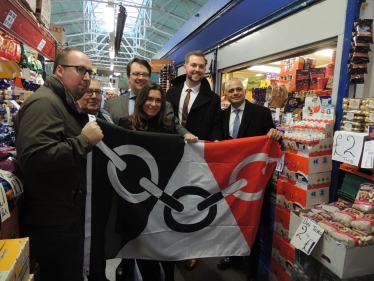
left=332, top=131, right=368, bottom=166
left=290, top=217, right=324, bottom=255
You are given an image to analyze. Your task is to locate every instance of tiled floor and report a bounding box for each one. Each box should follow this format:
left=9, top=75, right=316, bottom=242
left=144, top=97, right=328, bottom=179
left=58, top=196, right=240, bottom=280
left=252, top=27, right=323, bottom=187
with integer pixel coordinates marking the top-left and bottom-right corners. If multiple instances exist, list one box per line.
left=98, top=258, right=269, bottom=281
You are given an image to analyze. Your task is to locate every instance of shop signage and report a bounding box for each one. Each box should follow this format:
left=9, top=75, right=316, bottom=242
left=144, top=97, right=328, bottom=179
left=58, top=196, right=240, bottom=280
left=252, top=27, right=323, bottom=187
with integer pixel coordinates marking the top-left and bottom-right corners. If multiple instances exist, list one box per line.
left=290, top=217, right=324, bottom=255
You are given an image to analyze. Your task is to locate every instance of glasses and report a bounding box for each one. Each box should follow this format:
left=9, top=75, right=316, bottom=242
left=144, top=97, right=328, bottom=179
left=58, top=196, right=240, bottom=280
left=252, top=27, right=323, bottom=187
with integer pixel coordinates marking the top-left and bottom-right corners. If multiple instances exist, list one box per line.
left=60, top=65, right=96, bottom=79
left=85, top=89, right=103, bottom=96
left=130, top=72, right=150, bottom=78
left=227, top=87, right=244, bottom=94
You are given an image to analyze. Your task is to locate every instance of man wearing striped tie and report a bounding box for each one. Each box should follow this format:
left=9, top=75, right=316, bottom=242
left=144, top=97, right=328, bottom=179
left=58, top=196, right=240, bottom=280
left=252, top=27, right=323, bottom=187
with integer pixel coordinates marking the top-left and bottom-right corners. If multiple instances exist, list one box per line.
left=220, top=78, right=282, bottom=281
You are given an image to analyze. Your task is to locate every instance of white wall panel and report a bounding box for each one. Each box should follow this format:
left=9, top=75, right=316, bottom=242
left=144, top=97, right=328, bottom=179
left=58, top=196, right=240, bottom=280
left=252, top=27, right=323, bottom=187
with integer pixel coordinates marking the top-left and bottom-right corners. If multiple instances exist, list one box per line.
left=216, top=0, right=349, bottom=104
left=217, top=0, right=347, bottom=70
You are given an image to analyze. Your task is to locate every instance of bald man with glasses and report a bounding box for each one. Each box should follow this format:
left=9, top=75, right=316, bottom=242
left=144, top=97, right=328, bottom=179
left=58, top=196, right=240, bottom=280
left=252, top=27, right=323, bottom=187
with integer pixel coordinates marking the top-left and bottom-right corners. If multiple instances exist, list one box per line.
left=15, top=48, right=103, bottom=281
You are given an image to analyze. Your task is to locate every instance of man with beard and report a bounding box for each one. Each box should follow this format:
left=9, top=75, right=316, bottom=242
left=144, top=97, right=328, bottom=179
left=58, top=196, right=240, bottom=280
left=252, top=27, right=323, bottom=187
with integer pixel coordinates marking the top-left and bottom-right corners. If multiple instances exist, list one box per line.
left=78, top=78, right=113, bottom=281
left=15, top=48, right=103, bottom=281
left=166, top=50, right=222, bottom=143
left=166, top=50, right=223, bottom=270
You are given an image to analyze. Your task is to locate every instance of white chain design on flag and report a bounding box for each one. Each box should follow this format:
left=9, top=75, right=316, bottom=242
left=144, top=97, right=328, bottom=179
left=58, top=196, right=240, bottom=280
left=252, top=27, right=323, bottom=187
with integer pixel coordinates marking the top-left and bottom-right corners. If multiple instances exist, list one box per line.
left=98, top=142, right=275, bottom=232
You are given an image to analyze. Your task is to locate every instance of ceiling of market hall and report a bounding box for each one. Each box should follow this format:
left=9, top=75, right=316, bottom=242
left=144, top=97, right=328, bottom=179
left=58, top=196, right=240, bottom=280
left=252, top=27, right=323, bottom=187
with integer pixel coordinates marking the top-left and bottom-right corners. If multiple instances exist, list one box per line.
left=50, top=0, right=209, bottom=71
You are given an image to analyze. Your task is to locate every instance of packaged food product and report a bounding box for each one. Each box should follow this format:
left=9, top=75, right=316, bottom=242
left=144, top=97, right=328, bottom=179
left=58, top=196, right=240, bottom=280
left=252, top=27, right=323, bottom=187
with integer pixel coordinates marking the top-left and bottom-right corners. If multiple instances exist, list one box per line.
left=351, top=214, right=374, bottom=234
left=333, top=207, right=365, bottom=227
left=352, top=183, right=374, bottom=213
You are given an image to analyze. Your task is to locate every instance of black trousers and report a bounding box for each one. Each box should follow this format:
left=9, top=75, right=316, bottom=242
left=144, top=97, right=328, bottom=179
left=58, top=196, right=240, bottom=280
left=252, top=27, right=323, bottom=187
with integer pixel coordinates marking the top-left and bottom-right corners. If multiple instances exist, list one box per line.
left=24, top=221, right=85, bottom=281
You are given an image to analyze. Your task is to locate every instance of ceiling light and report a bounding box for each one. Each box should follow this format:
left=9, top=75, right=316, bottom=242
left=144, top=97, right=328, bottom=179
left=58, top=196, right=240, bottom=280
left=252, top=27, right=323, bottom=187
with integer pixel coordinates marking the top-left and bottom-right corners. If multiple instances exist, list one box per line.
left=114, top=72, right=121, bottom=76
left=109, top=48, right=115, bottom=59
left=110, top=63, right=114, bottom=71
left=314, top=49, right=334, bottom=56
left=105, top=5, right=114, bottom=33
left=115, top=5, right=127, bottom=56
left=247, top=65, right=280, bottom=73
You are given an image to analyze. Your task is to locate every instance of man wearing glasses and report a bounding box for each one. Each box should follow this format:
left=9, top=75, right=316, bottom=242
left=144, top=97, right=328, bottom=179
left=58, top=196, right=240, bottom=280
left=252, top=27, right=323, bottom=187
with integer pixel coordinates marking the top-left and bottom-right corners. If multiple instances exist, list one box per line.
left=77, top=78, right=113, bottom=281
left=104, top=58, right=152, bottom=125
left=15, top=48, right=103, bottom=281
left=104, top=58, right=197, bottom=143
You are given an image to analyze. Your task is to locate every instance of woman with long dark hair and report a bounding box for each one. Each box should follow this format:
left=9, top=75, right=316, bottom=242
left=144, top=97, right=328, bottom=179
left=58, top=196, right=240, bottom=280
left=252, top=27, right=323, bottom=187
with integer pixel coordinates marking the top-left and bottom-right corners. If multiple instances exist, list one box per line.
left=118, top=82, right=176, bottom=281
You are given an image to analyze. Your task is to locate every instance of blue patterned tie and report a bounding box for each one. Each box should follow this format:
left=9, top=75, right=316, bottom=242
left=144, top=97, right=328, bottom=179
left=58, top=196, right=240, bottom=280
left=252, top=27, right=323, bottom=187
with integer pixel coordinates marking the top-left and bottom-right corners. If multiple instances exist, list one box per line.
left=232, top=109, right=240, bottom=139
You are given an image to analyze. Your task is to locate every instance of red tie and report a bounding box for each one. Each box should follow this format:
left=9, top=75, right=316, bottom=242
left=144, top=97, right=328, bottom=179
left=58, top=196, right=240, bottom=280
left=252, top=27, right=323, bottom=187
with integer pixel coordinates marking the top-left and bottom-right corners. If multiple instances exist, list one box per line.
left=182, top=89, right=191, bottom=126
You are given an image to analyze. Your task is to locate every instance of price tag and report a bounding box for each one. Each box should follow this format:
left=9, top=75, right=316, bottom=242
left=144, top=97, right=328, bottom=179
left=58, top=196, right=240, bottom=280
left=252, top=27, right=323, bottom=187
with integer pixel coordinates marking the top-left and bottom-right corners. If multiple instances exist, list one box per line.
left=275, top=153, right=285, bottom=172
left=362, top=141, right=374, bottom=168
left=332, top=131, right=367, bottom=166
left=3, top=10, right=17, bottom=29
left=0, top=170, right=23, bottom=197
left=37, top=39, right=46, bottom=51
left=0, top=183, right=10, bottom=222
left=290, top=217, right=324, bottom=255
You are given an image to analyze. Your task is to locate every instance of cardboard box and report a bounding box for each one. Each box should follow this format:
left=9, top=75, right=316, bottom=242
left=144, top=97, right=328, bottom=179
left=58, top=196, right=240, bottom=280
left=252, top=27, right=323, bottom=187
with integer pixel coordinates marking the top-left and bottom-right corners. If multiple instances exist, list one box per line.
left=0, top=238, right=30, bottom=281
left=0, top=60, right=22, bottom=79
left=290, top=210, right=374, bottom=279
left=276, top=179, right=329, bottom=211
left=272, top=232, right=295, bottom=274
left=49, top=23, right=66, bottom=46
left=284, top=152, right=332, bottom=175
left=35, top=0, right=51, bottom=28
left=280, top=170, right=331, bottom=189
left=21, top=0, right=36, bottom=12
left=269, top=258, right=291, bottom=281
left=274, top=206, right=291, bottom=240
left=1, top=206, right=20, bottom=239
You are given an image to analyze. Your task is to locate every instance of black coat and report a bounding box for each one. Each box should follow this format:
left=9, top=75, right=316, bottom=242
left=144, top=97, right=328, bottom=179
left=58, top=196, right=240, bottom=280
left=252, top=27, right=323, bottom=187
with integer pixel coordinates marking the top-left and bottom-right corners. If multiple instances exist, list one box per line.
left=166, top=74, right=223, bottom=141
left=222, top=100, right=275, bottom=139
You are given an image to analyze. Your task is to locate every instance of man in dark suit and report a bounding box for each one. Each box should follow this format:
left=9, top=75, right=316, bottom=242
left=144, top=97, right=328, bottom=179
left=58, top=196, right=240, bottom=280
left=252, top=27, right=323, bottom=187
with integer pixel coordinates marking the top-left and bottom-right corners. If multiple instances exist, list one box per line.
left=104, top=58, right=197, bottom=142
left=166, top=51, right=223, bottom=271
left=166, top=50, right=222, bottom=142
left=104, top=58, right=197, bottom=281
left=219, top=78, right=282, bottom=281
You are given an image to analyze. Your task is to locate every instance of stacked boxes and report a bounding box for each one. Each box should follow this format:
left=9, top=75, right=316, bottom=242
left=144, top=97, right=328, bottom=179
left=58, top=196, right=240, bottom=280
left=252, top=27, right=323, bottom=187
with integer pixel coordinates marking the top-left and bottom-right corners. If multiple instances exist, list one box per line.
left=0, top=238, right=30, bottom=281
left=35, top=0, right=51, bottom=28
left=49, top=23, right=66, bottom=46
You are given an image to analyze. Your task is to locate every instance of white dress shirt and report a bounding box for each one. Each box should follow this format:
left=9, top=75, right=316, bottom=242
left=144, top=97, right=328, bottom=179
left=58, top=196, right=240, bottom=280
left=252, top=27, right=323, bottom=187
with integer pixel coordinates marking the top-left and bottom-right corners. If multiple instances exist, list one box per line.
left=128, top=92, right=137, bottom=115
left=178, top=83, right=201, bottom=123
left=229, top=102, right=245, bottom=138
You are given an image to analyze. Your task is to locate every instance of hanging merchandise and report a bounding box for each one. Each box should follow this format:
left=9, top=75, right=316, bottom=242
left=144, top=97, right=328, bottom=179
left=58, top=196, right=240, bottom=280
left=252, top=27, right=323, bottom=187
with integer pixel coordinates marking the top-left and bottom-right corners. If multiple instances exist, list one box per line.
left=349, top=19, right=373, bottom=84
left=159, top=64, right=176, bottom=92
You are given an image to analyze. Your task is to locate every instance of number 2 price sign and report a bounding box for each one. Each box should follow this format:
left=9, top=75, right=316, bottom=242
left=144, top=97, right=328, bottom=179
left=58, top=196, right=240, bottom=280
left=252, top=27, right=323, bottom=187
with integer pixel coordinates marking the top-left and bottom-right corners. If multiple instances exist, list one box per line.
left=290, top=217, right=324, bottom=255
left=332, top=131, right=368, bottom=166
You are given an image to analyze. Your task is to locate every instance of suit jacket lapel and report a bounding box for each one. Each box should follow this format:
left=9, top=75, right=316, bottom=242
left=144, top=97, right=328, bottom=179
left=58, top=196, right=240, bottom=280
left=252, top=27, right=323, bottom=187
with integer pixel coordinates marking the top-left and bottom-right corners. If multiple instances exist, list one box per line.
left=170, top=84, right=183, bottom=109
left=238, top=100, right=255, bottom=138
left=223, top=107, right=231, bottom=139
left=122, top=94, right=130, bottom=116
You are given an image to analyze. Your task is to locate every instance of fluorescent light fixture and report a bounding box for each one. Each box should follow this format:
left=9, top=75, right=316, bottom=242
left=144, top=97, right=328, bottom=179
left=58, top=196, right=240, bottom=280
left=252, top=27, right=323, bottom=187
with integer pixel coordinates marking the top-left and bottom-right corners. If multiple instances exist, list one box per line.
left=114, top=72, right=121, bottom=76
left=110, top=63, right=114, bottom=71
left=105, top=5, right=114, bottom=32
left=109, top=48, right=115, bottom=59
left=314, top=49, right=334, bottom=56
left=247, top=65, right=280, bottom=73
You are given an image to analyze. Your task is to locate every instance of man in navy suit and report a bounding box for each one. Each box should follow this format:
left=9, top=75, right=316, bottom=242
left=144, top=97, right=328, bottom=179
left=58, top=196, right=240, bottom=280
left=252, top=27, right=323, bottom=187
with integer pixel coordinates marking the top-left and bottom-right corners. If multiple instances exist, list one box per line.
left=219, top=78, right=282, bottom=281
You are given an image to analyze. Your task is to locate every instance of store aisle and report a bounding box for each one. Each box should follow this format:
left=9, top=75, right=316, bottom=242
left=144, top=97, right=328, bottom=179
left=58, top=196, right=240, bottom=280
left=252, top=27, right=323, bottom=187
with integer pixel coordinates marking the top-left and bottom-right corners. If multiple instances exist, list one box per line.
left=96, top=258, right=269, bottom=281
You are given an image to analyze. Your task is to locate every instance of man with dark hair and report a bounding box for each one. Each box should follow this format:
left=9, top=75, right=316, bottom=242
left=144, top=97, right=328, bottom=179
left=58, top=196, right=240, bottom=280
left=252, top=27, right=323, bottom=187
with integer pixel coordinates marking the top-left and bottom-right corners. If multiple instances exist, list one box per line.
left=166, top=50, right=223, bottom=271
left=15, top=48, right=103, bottom=281
left=104, top=58, right=197, bottom=281
left=105, top=58, right=152, bottom=124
